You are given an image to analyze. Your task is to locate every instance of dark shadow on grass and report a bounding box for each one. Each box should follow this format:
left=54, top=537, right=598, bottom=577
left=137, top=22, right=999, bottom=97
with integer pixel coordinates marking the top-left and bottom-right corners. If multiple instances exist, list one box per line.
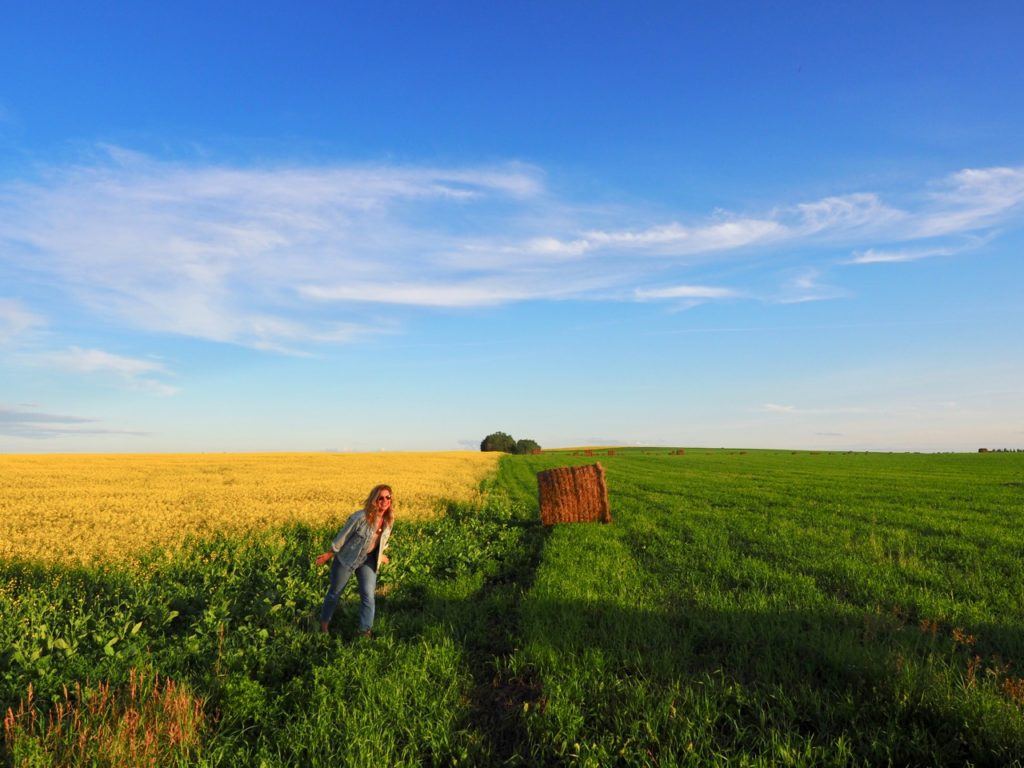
left=512, top=597, right=1024, bottom=767
left=377, top=510, right=552, bottom=764
left=343, top=585, right=1024, bottom=766
left=453, top=518, right=550, bottom=762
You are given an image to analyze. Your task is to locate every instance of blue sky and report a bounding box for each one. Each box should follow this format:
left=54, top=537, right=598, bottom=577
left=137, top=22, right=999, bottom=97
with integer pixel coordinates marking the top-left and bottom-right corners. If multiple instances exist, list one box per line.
left=2, top=1, right=1022, bottom=452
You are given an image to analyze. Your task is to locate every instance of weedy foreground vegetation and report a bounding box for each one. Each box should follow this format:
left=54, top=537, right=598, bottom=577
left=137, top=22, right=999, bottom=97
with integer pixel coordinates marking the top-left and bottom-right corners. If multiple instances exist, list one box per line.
left=2, top=449, right=1024, bottom=766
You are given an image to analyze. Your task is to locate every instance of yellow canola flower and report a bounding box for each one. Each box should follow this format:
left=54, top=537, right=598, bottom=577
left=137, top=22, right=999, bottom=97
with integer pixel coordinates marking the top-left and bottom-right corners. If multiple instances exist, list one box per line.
left=0, top=451, right=499, bottom=565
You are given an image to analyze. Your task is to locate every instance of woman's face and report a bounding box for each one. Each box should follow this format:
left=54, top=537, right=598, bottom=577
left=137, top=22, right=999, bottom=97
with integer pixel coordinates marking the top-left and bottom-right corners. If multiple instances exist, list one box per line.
left=374, top=488, right=392, bottom=515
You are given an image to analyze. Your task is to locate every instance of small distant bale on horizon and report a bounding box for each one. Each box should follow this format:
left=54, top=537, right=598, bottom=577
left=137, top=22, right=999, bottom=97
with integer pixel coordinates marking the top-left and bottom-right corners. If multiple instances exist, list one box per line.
left=537, top=463, right=612, bottom=526
left=978, top=448, right=989, bottom=453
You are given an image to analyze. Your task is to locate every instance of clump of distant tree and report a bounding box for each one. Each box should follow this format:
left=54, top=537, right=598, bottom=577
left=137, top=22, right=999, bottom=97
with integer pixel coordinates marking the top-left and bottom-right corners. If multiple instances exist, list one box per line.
left=515, top=438, right=542, bottom=454
left=480, top=432, right=541, bottom=454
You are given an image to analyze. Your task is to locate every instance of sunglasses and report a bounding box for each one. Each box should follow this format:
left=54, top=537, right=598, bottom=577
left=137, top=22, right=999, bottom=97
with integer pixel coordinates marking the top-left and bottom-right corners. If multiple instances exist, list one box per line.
left=377, top=495, right=392, bottom=502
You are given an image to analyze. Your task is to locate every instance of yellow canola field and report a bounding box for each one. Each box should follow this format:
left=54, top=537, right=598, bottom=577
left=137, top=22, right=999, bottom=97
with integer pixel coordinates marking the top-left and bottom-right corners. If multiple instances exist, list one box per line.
left=0, top=452, right=499, bottom=564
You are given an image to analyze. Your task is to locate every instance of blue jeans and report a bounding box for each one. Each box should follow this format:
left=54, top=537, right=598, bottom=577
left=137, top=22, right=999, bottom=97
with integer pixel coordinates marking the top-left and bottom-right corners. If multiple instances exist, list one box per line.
left=319, top=547, right=378, bottom=631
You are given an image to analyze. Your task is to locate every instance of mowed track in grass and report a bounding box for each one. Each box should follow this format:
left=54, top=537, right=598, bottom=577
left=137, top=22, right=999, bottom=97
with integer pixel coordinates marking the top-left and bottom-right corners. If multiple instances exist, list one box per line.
left=499, top=449, right=1024, bottom=766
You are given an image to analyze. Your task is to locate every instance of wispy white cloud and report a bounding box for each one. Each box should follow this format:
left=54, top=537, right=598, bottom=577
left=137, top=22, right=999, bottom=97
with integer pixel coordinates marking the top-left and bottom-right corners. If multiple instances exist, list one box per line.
left=1, top=150, right=1021, bottom=351
left=580, top=217, right=787, bottom=254
left=0, top=404, right=146, bottom=439
left=0, top=149, right=545, bottom=348
left=774, top=269, right=847, bottom=304
left=524, top=193, right=902, bottom=262
left=847, top=246, right=955, bottom=264
left=634, top=284, right=739, bottom=300
left=790, top=193, right=904, bottom=235
left=913, top=166, right=1024, bottom=238
left=302, top=280, right=544, bottom=308
left=39, top=346, right=179, bottom=396
left=0, top=299, right=44, bottom=343
left=846, top=232, right=991, bottom=265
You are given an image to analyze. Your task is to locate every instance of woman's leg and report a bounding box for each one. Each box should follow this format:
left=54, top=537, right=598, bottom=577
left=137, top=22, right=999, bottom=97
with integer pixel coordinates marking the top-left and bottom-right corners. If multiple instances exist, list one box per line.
left=354, top=559, right=378, bottom=632
left=319, top=557, right=354, bottom=628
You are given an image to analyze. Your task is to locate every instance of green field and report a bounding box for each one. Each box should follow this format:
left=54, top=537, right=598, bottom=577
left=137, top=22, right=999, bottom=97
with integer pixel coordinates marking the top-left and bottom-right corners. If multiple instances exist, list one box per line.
left=3, top=449, right=1024, bottom=766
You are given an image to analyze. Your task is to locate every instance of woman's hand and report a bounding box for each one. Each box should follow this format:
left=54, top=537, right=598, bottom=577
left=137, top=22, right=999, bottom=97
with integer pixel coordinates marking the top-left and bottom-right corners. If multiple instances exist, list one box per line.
left=380, top=554, right=390, bottom=565
left=315, top=551, right=333, bottom=567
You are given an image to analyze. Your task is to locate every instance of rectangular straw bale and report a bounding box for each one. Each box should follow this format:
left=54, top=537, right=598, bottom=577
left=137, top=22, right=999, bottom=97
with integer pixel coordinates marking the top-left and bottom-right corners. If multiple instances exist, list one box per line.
left=537, top=462, right=611, bottom=525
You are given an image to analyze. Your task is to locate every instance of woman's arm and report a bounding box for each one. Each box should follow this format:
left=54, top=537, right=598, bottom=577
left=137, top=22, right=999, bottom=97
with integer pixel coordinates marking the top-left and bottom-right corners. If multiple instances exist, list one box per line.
left=378, top=525, right=392, bottom=565
left=315, top=511, right=361, bottom=566
left=315, top=551, right=334, bottom=566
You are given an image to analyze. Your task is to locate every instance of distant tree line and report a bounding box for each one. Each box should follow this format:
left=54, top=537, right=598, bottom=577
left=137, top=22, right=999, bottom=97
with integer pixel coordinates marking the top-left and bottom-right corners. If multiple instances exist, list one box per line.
left=978, top=448, right=1024, bottom=452
left=480, top=431, right=541, bottom=454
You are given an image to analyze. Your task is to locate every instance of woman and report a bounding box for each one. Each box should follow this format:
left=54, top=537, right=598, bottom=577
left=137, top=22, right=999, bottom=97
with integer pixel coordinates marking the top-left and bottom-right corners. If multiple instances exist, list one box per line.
left=316, top=484, right=394, bottom=637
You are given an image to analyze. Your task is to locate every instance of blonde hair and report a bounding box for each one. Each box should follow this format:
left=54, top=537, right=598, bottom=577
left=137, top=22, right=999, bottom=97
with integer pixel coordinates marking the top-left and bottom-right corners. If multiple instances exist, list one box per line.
left=363, top=484, right=394, bottom=528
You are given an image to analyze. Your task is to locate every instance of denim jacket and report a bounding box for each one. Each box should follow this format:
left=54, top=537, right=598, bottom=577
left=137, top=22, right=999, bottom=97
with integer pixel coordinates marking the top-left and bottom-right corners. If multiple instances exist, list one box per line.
left=330, top=509, right=392, bottom=571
